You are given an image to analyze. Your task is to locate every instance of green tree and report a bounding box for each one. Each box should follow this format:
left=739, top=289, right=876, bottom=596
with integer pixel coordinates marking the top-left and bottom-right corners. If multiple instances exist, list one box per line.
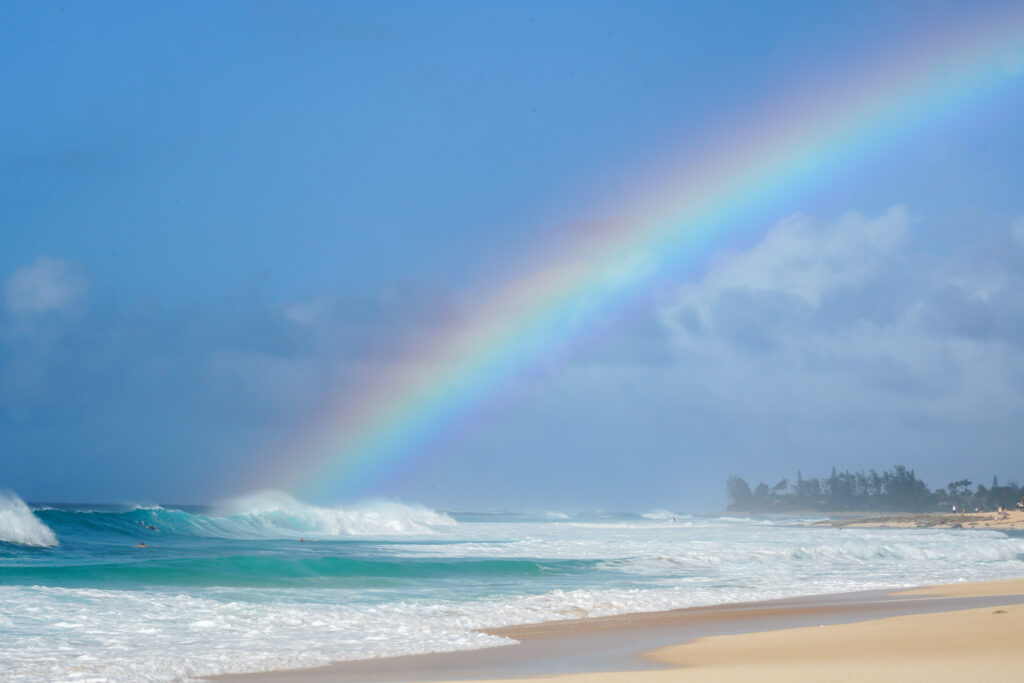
left=726, top=476, right=753, bottom=510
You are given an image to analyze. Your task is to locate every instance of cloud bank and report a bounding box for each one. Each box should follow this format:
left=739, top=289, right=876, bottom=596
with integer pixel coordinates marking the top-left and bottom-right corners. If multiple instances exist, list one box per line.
left=436, top=207, right=1024, bottom=508
left=2, top=207, right=1023, bottom=507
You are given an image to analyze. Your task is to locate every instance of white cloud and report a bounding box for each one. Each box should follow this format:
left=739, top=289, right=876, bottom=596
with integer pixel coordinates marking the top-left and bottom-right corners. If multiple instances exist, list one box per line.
left=693, top=205, right=908, bottom=307
left=657, top=207, right=1024, bottom=413
left=481, top=207, right=1022, bottom=500
left=3, top=256, right=89, bottom=314
left=663, top=206, right=910, bottom=345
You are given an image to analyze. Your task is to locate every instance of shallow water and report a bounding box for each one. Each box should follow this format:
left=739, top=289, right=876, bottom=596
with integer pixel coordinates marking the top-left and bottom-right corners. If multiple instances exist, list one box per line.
left=2, top=491, right=1023, bottom=681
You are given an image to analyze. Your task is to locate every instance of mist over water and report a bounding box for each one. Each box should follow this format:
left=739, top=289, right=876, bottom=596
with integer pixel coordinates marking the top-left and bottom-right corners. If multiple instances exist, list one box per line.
left=2, top=491, right=1024, bottom=681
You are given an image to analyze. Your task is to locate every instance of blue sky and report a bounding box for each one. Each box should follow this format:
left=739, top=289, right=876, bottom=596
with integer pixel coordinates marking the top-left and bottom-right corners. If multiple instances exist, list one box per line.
left=2, top=1, right=1023, bottom=509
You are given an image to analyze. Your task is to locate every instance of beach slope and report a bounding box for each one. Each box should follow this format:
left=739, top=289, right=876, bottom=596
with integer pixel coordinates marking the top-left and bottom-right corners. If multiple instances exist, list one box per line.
left=217, top=579, right=1024, bottom=683
left=445, top=579, right=1024, bottom=682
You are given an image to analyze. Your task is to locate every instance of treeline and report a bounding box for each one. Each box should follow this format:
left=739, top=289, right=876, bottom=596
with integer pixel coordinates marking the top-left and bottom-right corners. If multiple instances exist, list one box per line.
left=726, top=466, right=1024, bottom=513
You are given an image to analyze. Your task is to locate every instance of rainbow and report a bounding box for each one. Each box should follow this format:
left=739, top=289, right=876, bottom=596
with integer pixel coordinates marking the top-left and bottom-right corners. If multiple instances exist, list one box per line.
left=262, top=12, right=1024, bottom=502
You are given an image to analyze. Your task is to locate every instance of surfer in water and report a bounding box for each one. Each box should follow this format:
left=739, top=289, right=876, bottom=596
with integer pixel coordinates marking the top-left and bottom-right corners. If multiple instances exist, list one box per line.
left=136, top=541, right=148, bottom=548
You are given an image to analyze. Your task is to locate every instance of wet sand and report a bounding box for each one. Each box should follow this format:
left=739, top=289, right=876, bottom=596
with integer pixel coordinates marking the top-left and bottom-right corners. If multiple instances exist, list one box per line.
left=213, top=578, right=1024, bottom=683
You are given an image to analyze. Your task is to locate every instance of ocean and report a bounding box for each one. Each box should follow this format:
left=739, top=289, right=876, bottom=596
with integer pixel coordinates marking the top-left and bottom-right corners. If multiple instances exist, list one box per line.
left=2, top=490, right=1024, bottom=682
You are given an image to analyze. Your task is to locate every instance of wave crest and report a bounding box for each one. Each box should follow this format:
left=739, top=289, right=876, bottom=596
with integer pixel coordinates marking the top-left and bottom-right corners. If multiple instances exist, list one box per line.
left=207, top=491, right=457, bottom=538
left=641, top=510, right=680, bottom=521
left=0, top=492, right=58, bottom=547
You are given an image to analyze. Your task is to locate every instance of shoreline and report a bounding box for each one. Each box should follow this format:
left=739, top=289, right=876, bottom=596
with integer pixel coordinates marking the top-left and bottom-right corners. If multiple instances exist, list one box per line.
left=212, top=578, right=1024, bottom=683
left=810, top=508, right=1024, bottom=529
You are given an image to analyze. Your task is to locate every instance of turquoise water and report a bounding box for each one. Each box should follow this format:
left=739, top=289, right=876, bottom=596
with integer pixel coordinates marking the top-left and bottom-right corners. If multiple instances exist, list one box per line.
left=3, top=491, right=1024, bottom=681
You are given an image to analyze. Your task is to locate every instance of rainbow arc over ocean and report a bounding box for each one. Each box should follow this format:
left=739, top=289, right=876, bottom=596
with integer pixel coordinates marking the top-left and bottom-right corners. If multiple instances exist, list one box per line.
left=261, top=13, right=1024, bottom=502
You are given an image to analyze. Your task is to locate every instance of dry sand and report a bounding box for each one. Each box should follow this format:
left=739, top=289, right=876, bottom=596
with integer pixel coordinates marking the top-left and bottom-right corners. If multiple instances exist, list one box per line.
left=812, top=508, right=1024, bottom=529
left=215, top=579, right=1024, bottom=683
left=437, top=579, right=1024, bottom=683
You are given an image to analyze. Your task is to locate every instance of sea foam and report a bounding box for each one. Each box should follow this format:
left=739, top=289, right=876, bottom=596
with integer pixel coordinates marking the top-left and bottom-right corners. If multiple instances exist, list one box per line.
left=207, top=490, right=456, bottom=538
left=3, top=509, right=1023, bottom=682
left=0, top=492, right=58, bottom=547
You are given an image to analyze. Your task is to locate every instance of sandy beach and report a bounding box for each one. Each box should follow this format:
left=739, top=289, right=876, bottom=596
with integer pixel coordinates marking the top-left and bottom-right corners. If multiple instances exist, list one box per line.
left=811, top=508, right=1024, bottom=530
left=477, top=594, right=1024, bottom=683
left=216, top=578, right=1024, bottom=683
left=602, top=580, right=1024, bottom=683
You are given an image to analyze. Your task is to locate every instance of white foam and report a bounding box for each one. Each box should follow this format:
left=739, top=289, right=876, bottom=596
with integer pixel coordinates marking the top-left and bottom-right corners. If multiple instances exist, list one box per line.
left=640, top=509, right=679, bottom=520
left=5, top=536, right=1023, bottom=683
left=0, top=492, right=57, bottom=547
left=3, top=512, right=1024, bottom=681
left=0, top=585, right=510, bottom=681
left=205, top=490, right=457, bottom=538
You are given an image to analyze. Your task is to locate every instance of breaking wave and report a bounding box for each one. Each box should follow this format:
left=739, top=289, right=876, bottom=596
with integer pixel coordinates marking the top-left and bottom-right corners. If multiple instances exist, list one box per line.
left=31, top=491, right=455, bottom=542
left=0, top=492, right=58, bottom=547
left=209, top=490, right=456, bottom=537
